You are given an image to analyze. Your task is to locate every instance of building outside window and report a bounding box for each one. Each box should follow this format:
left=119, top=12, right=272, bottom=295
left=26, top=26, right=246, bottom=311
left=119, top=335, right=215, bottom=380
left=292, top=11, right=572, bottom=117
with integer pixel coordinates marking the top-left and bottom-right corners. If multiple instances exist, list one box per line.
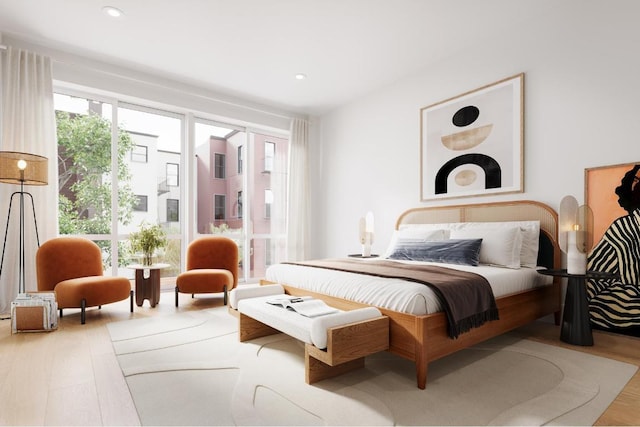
left=264, top=141, right=275, bottom=172
left=237, top=190, right=243, bottom=218
left=265, top=189, right=273, bottom=219
left=133, top=195, right=148, bottom=212
left=238, top=145, right=243, bottom=174
left=214, top=194, right=226, bottom=220
left=265, top=238, right=272, bottom=267
left=215, top=153, right=226, bottom=179
left=131, top=145, right=148, bottom=163
left=167, top=199, right=179, bottom=222
left=166, top=163, right=179, bottom=186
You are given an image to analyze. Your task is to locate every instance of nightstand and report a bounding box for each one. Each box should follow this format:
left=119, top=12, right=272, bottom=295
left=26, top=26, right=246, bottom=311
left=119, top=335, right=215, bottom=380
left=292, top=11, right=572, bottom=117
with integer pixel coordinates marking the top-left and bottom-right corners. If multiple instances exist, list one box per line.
left=538, top=269, right=614, bottom=346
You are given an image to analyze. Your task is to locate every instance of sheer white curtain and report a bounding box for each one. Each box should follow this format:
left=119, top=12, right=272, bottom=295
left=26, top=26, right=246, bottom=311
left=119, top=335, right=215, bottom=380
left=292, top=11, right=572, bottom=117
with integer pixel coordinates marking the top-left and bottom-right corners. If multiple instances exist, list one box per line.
left=286, top=118, right=310, bottom=261
left=0, top=47, right=58, bottom=315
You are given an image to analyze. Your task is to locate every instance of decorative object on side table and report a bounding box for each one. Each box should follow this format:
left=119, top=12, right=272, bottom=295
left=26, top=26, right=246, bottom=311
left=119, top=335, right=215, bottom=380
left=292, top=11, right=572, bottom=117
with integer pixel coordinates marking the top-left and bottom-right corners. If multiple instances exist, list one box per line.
left=358, top=211, right=374, bottom=257
left=129, top=221, right=168, bottom=266
left=559, top=195, right=593, bottom=274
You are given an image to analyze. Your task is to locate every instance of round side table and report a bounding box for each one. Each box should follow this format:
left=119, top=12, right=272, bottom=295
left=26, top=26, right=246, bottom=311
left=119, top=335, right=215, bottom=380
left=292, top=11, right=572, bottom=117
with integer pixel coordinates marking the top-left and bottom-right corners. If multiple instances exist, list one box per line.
left=127, top=263, right=170, bottom=308
left=538, top=269, right=615, bottom=346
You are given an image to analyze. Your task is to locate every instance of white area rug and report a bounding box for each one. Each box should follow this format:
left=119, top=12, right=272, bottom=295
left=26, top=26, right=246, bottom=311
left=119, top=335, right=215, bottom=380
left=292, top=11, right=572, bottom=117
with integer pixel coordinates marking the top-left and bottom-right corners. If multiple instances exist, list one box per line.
left=107, top=307, right=637, bottom=426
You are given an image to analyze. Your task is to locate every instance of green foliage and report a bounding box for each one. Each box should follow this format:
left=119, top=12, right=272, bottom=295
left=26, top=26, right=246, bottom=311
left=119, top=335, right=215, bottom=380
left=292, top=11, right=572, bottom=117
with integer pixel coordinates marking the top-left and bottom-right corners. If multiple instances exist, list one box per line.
left=210, top=223, right=230, bottom=234
left=56, top=110, right=136, bottom=234
left=129, top=222, right=168, bottom=266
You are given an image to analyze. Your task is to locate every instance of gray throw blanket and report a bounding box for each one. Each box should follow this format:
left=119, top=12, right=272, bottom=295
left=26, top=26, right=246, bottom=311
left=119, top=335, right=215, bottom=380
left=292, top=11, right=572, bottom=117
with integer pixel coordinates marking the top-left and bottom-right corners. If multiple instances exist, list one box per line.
left=285, top=259, right=499, bottom=338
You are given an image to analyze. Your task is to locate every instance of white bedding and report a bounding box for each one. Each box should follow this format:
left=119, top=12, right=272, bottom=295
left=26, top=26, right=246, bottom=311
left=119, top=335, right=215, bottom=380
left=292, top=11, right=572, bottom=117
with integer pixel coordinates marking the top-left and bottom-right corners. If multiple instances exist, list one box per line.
left=265, top=259, right=553, bottom=316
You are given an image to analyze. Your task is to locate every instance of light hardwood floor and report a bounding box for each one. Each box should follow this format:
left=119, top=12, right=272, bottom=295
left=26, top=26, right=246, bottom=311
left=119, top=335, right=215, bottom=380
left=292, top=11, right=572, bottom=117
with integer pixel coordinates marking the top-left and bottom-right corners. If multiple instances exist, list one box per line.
left=1, top=290, right=639, bottom=426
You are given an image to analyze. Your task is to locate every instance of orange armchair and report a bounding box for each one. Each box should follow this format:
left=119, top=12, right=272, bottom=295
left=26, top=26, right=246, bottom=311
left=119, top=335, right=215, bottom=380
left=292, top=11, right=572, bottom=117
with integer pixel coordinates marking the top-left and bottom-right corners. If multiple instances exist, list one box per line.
left=175, top=236, right=238, bottom=306
left=36, top=237, right=133, bottom=324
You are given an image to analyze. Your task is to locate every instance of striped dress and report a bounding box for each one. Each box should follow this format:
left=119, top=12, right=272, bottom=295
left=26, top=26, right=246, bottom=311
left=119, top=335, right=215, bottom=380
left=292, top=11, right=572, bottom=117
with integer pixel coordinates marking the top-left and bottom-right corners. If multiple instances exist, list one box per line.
left=586, top=209, right=640, bottom=329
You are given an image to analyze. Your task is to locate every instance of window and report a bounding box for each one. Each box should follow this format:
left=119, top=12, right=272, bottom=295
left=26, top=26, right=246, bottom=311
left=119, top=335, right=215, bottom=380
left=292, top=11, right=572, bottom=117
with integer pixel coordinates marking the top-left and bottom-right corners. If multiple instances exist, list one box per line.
left=54, top=93, right=184, bottom=279
left=215, top=153, right=226, bottom=179
left=131, top=145, right=148, bottom=163
left=133, top=195, right=148, bottom=212
left=265, top=238, right=272, bottom=267
left=265, top=189, right=273, bottom=219
left=214, top=195, right=226, bottom=220
left=264, top=141, right=275, bottom=172
left=166, top=163, right=179, bottom=186
left=167, top=199, right=179, bottom=222
left=195, top=122, right=289, bottom=281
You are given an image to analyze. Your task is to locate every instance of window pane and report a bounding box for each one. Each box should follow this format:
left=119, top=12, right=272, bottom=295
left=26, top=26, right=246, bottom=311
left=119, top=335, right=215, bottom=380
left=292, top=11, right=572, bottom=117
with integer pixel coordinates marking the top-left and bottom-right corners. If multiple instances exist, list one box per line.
left=214, top=195, right=226, bottom=220
left=214, top=153, right=226, bottom=179
left=133, top=195, right=148, bottom=212
left=55, top=94, right=114, bottom=237
left=166, top=163, right=179, bottom=186
left=250, top=133, right=288, bottom=279
left=195, top=121, right=241, bottom=234
left=118, top=105, right=183, bottom=276
left=264, top=141, right=275, bottom=172
left=167, top=199, right=179, bottom=222
left=131, top=145, right=148, bottom=163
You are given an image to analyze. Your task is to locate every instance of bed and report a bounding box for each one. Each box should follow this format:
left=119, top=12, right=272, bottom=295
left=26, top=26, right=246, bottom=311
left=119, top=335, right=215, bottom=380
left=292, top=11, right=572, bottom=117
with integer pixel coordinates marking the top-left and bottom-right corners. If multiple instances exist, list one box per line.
left=263, top=200, right=562, bottom=389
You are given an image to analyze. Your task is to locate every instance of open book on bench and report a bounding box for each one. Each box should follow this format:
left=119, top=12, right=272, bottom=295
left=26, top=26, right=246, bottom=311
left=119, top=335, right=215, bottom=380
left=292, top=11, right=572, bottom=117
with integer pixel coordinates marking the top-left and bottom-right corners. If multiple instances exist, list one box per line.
left=267, top=295, right=339, bottom=317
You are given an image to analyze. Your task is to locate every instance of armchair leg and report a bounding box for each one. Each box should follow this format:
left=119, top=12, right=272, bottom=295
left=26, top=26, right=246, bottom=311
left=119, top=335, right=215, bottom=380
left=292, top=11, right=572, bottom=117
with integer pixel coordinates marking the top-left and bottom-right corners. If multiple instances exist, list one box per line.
left=223, top=285, right=228, bottom=305
left=59, top=308, right=63, bottom=318
left=175, top=286, right=179, bottom=307
left=130, top=290, right=134, bottom=313
left=81, top=298, right=86, bottom=324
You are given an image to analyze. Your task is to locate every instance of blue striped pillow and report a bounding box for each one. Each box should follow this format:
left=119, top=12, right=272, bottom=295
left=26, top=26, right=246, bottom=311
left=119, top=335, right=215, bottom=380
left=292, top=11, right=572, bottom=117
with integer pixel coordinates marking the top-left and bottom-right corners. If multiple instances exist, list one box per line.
left=388, top=238, right=483, bottom=266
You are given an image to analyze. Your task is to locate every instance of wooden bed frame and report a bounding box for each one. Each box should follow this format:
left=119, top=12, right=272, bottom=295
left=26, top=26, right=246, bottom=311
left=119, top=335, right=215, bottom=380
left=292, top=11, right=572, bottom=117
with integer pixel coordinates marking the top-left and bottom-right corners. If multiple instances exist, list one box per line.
left=265, top=200, right=562, bottom=389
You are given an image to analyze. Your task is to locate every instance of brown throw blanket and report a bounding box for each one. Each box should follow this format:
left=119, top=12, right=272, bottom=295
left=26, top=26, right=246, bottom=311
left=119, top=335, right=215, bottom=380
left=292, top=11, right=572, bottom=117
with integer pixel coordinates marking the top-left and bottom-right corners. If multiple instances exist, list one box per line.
left=285, top=259, right=499, bottom=339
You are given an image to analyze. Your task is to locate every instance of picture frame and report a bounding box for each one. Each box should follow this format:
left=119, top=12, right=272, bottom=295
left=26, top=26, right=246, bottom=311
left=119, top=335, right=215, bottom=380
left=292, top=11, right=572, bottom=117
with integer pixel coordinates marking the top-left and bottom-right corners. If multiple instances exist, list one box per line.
left=585, top=162, right=640, bottom=244
left=420, top=73, right=524, bottom=201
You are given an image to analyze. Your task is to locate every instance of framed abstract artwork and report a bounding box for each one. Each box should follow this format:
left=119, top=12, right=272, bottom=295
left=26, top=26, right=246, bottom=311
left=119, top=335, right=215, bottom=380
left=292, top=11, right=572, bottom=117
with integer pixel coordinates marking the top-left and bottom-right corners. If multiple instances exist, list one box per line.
left=420, top=73, right=524, bottom=201
left=585, top=162, right=640, bottom=244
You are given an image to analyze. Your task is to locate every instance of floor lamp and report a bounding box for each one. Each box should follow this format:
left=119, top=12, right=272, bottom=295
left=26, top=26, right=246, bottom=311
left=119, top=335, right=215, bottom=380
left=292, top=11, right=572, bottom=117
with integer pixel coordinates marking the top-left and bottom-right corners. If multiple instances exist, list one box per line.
left=0, top=151, right=48, bottom=299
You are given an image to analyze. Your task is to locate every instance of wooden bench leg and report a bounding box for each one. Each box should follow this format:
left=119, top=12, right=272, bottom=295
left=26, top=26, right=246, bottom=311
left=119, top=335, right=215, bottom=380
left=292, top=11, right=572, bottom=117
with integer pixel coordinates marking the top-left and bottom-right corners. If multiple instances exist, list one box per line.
left=305, top=345, right=365, bottom=384
left=239, top=312, right=280, bottom=342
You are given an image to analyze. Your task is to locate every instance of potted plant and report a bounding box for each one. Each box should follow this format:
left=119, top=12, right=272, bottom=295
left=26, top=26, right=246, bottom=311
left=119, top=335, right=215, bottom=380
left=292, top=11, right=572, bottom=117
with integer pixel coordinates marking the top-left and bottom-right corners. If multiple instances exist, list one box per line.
left=129, top=222, right=168, bottom=266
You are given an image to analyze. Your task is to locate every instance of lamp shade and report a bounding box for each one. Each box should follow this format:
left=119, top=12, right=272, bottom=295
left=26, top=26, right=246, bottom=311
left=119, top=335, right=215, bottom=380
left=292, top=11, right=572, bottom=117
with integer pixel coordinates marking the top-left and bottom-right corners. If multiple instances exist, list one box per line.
left=0, top=151, right=48, bottom=185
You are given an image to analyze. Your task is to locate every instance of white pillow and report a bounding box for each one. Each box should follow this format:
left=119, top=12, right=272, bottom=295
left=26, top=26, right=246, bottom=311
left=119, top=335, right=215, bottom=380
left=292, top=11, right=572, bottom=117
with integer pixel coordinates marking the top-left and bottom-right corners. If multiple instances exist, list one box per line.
left=451, top=221, right=540, bottom=268
left=383, top=228, right=449, bottom=259
left=395, top=220, right=541, bottom=267
left=449, top=227, right=523, bottom=269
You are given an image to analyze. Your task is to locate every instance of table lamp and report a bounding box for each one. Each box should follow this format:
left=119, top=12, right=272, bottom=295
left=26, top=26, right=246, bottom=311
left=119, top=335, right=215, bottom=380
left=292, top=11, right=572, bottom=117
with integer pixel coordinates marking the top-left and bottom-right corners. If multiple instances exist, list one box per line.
left=559, top=195, right=593, bottom=274
left=358, top=211, right=374, bottom=257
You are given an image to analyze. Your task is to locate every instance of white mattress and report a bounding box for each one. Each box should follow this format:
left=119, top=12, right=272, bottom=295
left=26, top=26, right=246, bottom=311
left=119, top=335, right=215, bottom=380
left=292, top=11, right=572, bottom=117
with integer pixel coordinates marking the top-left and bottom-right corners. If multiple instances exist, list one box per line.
left=265, top=259, right=553, bottom=316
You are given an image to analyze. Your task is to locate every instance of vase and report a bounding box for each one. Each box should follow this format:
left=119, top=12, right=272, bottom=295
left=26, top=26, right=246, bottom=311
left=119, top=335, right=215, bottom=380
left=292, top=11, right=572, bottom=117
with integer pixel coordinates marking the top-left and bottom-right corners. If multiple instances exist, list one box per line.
left=142, top=253, right=154, bottom=266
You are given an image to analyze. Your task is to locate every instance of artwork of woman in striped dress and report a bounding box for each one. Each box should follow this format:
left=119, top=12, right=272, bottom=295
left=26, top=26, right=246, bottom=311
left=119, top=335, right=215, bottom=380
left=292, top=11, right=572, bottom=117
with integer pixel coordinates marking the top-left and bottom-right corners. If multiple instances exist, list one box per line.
left=587, top=164, right=640, bottom=333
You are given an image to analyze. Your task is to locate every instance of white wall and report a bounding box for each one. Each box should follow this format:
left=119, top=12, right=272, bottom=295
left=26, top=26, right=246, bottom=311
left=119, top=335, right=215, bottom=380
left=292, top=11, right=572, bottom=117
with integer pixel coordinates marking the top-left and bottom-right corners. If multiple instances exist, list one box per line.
left=312, top=1, right=640, bottom=259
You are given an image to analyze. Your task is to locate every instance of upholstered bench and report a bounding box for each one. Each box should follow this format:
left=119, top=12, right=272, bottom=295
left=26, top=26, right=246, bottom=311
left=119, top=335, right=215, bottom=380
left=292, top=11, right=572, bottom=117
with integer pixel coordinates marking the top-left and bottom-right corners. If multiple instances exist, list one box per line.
left=229, top=284, right=389, bottom=384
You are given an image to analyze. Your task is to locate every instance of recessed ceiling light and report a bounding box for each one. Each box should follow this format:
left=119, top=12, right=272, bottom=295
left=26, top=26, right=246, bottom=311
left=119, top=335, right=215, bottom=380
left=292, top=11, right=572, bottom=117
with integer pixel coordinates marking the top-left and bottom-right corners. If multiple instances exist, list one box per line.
left=102, top=6, right=124, bottom=18
left=295, top=73, right=307, bottom=80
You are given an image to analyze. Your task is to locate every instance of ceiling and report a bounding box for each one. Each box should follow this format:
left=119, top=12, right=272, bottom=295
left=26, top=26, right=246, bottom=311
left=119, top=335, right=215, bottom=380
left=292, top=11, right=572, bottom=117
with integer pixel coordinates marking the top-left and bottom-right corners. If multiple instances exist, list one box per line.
left=0, top=0, right=556, bottom=116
